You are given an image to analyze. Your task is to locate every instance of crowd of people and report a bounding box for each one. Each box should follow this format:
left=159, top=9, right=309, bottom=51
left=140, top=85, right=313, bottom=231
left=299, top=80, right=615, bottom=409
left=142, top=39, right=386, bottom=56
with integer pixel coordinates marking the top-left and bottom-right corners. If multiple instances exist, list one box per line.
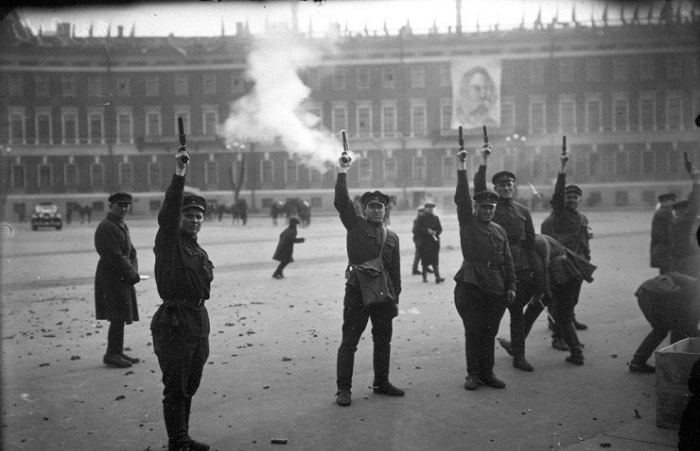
left=91, top=137, right=700, bottom=450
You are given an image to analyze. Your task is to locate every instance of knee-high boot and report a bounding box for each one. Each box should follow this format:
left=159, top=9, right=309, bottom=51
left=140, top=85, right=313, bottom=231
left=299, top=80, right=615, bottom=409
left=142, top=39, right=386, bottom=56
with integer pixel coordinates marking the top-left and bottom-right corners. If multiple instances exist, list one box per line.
left=163, top=401, right=189, bottom=449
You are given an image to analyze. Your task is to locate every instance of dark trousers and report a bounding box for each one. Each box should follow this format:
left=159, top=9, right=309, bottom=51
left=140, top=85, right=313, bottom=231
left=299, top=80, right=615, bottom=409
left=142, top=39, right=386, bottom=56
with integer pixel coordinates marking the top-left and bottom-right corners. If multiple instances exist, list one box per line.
left=273, top=261, right=289, bottom=276
left=454, top=282, right=507, bottom=378
left=549, top=279, right=583, bottom=355
left=336, top=287, right=396, bottom=391
left=506, top=271, right=533, bottom=357
left=632, top=294, right=699, bottom=365
left=106, top=321, right=125, bottom=355
left=412, top=239, right=421, bottom=272
left=153, top=333, right=209, bottom=447
left=522, top=280, right=583, bottom=346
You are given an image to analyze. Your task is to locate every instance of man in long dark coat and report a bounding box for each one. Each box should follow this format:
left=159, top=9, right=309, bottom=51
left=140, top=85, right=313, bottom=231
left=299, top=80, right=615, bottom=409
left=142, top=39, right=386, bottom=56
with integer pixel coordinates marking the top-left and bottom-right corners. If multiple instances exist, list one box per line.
left=650, top=192, right=678, bottom=274
left=272, top=217, right=305, bottom=279
left=94, top=192, right=141, bottom=368
left=415, top=202, right=444, bottom=283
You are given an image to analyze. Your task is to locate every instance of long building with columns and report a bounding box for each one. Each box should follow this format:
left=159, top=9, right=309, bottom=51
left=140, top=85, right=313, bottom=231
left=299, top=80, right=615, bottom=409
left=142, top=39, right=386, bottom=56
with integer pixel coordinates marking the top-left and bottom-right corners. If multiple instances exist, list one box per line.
left=1, top=4, right=699, bottom=220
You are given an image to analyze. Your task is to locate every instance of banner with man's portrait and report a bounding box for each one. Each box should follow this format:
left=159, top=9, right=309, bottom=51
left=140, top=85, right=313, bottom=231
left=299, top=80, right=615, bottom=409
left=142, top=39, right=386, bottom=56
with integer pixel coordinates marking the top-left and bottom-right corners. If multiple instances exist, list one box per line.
left=450, top=57, right=502, bottom=130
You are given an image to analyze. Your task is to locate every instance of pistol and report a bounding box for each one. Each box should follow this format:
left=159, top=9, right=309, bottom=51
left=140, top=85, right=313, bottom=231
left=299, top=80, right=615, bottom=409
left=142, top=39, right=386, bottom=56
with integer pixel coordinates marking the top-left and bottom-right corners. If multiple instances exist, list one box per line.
left=456, top=126, right=468, bottom=160
left=684, top=151, right=693, bottom=174
left=340, top=130, right=352, bottom=165
left=562, top=136, right=567, bottom=156
left=482, top=125, right=490, bottom=156
left=177, top=116, right=189, bottom=164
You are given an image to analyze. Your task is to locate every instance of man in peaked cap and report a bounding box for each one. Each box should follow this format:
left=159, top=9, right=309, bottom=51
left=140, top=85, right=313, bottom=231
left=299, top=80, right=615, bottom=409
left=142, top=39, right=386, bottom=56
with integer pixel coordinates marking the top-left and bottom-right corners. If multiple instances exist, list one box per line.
left=453, top=143, right=516, bottom=391
left=334, top=156, right=403, bottom=407
left=475, top=149, right=537, bottom=372
left=151, top=146, right=214, bottom=451
left=95, top=191, right=141, bottom=369
left=651, top=193, right=678, bottom=275
left=414, top=201, right=444, bottom=283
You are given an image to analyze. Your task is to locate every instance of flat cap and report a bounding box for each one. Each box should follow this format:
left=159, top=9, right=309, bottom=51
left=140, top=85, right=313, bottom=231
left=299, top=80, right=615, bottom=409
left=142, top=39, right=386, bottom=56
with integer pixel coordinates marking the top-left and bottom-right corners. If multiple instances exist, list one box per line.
left=492, top=171, right=516, bottom=185
left=658, top=193, right=678, bottom=203
left=108, top=192, right=132, bottom=204
left=672, top=199, right=690, bottom=210
left=423, top=201, right=436, bottom=208
left=182, top=193, right=207, bottom=212
left=473, top=190, right=499, bottom=205
left=565, top=184, right=582, bottom=196
left=361, top=190, right=390, bottom=206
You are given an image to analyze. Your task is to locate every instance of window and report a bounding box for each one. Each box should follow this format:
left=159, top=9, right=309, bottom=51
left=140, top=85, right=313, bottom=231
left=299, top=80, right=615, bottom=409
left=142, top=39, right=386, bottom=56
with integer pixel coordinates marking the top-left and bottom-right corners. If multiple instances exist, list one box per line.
left=559, top=60, right=574, bottom=83
left=381, top=102, right=397, bottom=136
left=589, top=152, right=600, bottom=176
left=585, top=97, right=602, bottom=132
left=615, top=151, right=628, bottom=176
left=61, top=76, right=76, bottom=97
left=357, top=68, right=370, bottom=89
left=38, top=164, right=52, bottom=188
left=61, top=109, right=78, bottom=144
left=117, top=76, right=131, bottom=96
left=410, top=66, right=426, bottom=88
left=358, top=157, right=372, bottom=182
left=382, top=67, right=395, bottom=89
left=8, top=109, right=25, bottom=144
left=356, top=104, right=372, bottom=137
left=529, top=61, right=545, bottom=84
left=639, top=95, right=656, bottom=131
left=529, top=100, right=545, bottom=133
left=642, top=151, right=654, bottom=175
left=91, top=163, right=104, bottom=187
left=333, top=68, right=346, bottom=90
left=202, top=107, right=218, bottom=135
left=384, top=157, right=397, bottom=181
left=332, top=105, right=347, bottom=132
left=145, top=109, right=162, bottom=137
left=116, top=109, right=133, bottom=144
left=560, top=98, right=576, bottom=132
left=206, top=161, right=219, bottom=185
left=413, top=156, right=427, bottom=181
left=35, top=109, right=52, bottom=145
left=35, top=75, right=50, bottom=97
left=88, top=109, right=104, bottom=144
left=410, top=101, right=427, bottom=137
left=439, top=64, right=451, bottom=87
left=231, top=74, right=245, bottom=93
left=175, top=74, right=188, bottom=96
left=148, top=162, right=162, bottom=186
left=666, top=95, right=683, bottom=130
left=613, top=58, right=628, bottom=81
left=285, top=160, right=298, bottom=184
left=203, top=73, right=216, bottom=95
left=440, top=99, right=453, bottom=131
left=639, top=56, right=654, bottom=81
left=8, top=74, right=23, bottom=97
left=501, top=62, right=514, bottom=85
left=666, top=55, right=682, bottom=80
left=65, top=163, right=78, bottom=187
left=442, top=155, right=456, bottom=180
left=87, top=76, right=103, bottom=97
left=261, top=160, right=274, bottom=184
left=12, top=164, right=25, bottom=188
left=613, top=97, right=629, bottom=132
left=119, top=162, right=134, bottom=186
left=146, top=76, right=159, bottom=97
left=585, top=59, right=601, bottom=82
left=310, top=168, right=322, bottom=184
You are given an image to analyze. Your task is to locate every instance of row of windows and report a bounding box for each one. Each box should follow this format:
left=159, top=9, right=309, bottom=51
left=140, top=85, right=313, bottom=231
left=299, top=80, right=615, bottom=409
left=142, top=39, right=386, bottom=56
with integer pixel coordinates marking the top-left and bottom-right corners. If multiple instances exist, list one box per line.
left=6, top=54, right=695, bottom=99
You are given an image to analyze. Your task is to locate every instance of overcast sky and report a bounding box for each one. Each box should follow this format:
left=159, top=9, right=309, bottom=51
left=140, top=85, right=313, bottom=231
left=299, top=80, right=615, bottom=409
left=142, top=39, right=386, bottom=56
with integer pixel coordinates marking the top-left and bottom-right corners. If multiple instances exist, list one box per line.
left=14, top=0, right=622, bottom=38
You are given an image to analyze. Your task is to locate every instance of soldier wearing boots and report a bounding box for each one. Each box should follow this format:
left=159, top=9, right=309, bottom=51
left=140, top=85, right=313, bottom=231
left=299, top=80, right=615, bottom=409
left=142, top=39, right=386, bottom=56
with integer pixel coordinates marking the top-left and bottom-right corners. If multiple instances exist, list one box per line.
left=414, top=202, right=444, bottom=283
left=151, top=147, right=213, bottom=451
left=474, top=148, right=536, bottom=371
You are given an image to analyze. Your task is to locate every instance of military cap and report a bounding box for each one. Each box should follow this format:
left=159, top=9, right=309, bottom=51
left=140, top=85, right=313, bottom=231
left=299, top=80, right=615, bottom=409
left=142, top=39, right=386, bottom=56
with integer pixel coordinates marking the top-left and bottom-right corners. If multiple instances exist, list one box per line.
left=492, top=171, right=516, bottom=185
left=565, top=184, right=582, bottom=196
left=473, top=190, right=499, bottom=205
left=360, top=190, right=390, bottom=206
left=658, top=193, right=678, bottom=203
left=182, top=193, right=207, bottom=212
left=289, top=217, right=300, bottom=225
left=108, top=192, right=132, bottom=204
left=424, top=201, right=436, bottom=208
left=672, top=199, right=690, bottom=210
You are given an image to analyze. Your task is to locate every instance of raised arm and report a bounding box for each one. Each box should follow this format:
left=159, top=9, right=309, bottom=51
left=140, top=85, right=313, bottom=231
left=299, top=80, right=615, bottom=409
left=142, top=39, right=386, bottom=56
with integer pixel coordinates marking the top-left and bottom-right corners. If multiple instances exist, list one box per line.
left=473, top=145, right=490, bottom=193
left=455, top=152, right=474, bottom=226
left=550, top=154, right=568, bottom=215
left=155, top=147, right=189, bottom=251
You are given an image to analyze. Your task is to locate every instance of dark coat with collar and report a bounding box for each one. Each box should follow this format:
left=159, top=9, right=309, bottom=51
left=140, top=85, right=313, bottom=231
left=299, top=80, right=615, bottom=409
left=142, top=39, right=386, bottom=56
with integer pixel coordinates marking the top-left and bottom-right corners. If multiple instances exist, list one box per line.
left=94, top=212, right=140, bottom=323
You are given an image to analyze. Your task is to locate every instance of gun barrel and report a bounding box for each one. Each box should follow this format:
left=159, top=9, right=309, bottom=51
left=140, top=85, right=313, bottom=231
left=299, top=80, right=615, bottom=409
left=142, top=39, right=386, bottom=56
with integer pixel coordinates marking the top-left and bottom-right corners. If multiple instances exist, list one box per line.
left=482, top=125, right=489, bottom=145
left=178, top=117, right=186, bottom=146
left=458, top=126, right=464, bottom=149
left=562, top=136, right=567, bottom=155
left=341, top=130, right=349, bottom=152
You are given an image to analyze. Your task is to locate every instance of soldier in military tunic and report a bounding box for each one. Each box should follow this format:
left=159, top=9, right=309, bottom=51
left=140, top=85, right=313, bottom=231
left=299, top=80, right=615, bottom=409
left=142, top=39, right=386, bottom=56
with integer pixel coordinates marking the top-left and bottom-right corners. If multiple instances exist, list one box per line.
left=650, top=193, right=678, bottom=275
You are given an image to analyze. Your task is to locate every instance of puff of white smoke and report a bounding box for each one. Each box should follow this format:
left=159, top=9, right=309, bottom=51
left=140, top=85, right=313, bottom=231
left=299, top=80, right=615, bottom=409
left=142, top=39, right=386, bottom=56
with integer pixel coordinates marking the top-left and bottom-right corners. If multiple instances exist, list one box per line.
left=220, top=29, right=352, bottom=172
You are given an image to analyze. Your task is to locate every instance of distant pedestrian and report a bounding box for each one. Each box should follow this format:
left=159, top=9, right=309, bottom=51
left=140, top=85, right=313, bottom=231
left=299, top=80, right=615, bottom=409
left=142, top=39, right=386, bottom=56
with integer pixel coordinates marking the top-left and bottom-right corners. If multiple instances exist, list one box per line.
left=272, top=217, right=305, bottom=279
left=94, top=192, right=140, bottom=369
left=270, top=201, right=283, bottom=226
left=411, top=206, right=426, bottom=275
left=414, top=202, right=444, bottom=283
left=650, top=193, right=678, bottom=275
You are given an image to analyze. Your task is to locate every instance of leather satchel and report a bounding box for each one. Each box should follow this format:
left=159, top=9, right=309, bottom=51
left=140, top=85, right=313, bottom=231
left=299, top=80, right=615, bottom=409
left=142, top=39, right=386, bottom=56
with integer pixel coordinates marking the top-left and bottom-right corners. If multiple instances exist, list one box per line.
left=351, top=227, right=395, bottom=308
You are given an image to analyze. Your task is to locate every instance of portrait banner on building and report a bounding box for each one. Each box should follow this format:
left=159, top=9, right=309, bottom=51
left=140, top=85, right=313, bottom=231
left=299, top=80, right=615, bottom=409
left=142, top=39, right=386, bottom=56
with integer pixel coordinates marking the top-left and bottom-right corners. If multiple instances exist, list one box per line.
left=450, top=57, right=502, bottom=130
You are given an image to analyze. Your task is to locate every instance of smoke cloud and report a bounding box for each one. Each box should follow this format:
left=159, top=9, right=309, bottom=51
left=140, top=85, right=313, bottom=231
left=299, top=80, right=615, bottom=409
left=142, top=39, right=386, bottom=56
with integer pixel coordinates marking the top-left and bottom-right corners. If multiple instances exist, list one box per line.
left=220, top=29, right=348, bottom=172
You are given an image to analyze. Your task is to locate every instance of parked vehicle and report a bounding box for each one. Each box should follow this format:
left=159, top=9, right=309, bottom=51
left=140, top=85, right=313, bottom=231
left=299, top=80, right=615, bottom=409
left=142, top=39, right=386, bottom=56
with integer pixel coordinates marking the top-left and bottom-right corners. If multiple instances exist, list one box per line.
left=31, top=203, right=63, bottom=231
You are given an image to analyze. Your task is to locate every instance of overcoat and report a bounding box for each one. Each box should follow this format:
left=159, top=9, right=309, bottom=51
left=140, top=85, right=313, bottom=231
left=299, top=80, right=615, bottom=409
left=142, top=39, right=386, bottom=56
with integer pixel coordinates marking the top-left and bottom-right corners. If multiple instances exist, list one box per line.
left=273, top=226, right=303, bottom=263
left=414, top=213, right=442, bottom=267
left=94, top=213, right=140, bottom=323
